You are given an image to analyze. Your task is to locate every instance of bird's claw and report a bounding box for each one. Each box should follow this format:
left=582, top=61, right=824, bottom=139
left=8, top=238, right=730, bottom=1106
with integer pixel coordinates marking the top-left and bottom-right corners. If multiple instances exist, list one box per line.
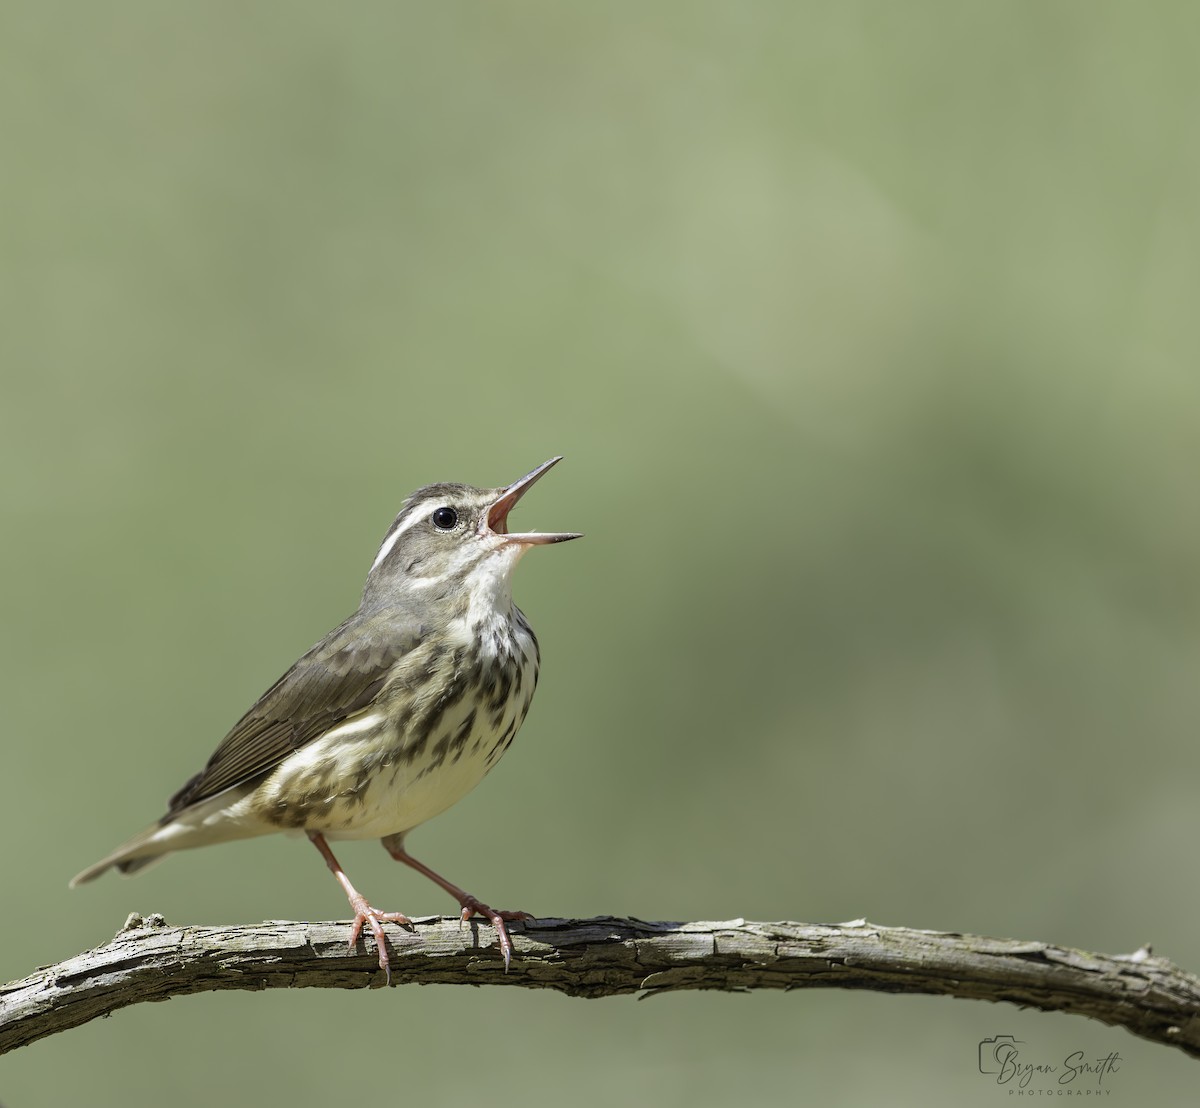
left=457, top=898, right=533, bottom=971
left=347, top=896, right=414, bottom=985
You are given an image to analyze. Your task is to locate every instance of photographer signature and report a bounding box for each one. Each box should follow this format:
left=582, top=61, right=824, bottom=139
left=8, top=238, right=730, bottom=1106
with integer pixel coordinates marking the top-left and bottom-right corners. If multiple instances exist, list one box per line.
left=978, top=1035, right=1122, bottom=1089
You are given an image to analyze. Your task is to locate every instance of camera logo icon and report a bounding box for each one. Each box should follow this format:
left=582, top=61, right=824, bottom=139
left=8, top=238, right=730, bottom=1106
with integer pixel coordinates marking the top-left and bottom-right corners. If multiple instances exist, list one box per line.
left=978, top=1034, right=1023, bottom=1073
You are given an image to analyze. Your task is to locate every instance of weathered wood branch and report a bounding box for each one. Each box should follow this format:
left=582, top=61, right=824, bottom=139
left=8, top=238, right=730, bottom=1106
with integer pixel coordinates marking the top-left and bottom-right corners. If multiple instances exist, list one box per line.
left=3, top=914, right=1198, bottom=1057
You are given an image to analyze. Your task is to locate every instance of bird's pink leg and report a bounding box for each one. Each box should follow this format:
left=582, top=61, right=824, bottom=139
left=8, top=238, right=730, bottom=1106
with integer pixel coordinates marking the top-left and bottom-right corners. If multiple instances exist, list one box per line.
left=308, top=831, right=413, bottom=983
left=380, top=836, right=531, bottom=971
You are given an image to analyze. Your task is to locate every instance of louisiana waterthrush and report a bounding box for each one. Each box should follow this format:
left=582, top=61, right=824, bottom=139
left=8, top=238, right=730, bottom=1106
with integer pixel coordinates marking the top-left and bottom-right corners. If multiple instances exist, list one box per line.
left=72, top=457, right=581, bottom=978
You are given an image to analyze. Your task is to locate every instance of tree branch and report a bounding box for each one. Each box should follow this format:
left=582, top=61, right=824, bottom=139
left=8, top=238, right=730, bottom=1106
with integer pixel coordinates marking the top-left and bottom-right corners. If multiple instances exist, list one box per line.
left=3, top=914, right=1198, bottom=1057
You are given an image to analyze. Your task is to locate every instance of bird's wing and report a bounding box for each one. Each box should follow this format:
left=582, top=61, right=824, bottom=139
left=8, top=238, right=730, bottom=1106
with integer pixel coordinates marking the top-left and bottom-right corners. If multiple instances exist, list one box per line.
left=162, top=613, right=418, bottom=818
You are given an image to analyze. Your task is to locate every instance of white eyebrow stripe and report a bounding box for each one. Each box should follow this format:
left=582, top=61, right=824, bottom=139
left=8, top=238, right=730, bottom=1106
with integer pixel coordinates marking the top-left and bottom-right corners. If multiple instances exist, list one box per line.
left=369, top=508, right=428, bottom=572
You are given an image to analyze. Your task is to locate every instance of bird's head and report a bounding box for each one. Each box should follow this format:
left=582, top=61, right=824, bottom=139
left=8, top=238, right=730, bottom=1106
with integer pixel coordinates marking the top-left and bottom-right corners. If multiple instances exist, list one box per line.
left=363, top=457, right=581, bottom=612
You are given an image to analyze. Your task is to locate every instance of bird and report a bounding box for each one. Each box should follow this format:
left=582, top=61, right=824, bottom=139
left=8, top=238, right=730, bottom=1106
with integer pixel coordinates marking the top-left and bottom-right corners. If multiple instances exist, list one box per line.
left=71, top=456, right=581, bottom=980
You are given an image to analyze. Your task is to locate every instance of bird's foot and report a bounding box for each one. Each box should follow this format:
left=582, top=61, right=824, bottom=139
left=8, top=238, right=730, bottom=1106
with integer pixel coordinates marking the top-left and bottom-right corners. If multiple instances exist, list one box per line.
left=347, top=895, right=414, bottom=985
left=457, top=897, right=533, bottom=971
left=378, top=837, right=531, bottom=971
left=309, top=831, right=416, bottom=985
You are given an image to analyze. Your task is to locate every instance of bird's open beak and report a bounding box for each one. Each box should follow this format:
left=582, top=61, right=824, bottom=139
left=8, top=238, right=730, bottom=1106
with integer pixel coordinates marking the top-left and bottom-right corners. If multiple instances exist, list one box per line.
left=486, top=456, right=583, bottom=545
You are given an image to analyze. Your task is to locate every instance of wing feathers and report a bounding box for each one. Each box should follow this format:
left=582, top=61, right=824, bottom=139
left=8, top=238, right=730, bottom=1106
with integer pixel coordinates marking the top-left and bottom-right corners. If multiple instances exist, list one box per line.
left=163, top=614, right=415, bottom=817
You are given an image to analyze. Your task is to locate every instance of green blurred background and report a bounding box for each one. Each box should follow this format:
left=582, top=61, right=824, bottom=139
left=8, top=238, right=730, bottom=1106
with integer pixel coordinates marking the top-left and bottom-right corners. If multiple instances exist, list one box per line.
left=3, top=1, right=1198, bottom=1103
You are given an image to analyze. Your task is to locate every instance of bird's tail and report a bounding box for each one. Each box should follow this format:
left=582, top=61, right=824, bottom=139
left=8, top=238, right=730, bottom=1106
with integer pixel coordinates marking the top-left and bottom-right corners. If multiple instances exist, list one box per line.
left=69, top=786, right=267, bottom=887
left=69, top=824, right=174, bottom=887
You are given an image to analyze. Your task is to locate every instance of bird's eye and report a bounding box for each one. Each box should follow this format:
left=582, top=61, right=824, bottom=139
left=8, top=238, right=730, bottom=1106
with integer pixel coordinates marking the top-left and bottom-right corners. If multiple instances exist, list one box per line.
left=431, top=506, right=458, bottom=531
